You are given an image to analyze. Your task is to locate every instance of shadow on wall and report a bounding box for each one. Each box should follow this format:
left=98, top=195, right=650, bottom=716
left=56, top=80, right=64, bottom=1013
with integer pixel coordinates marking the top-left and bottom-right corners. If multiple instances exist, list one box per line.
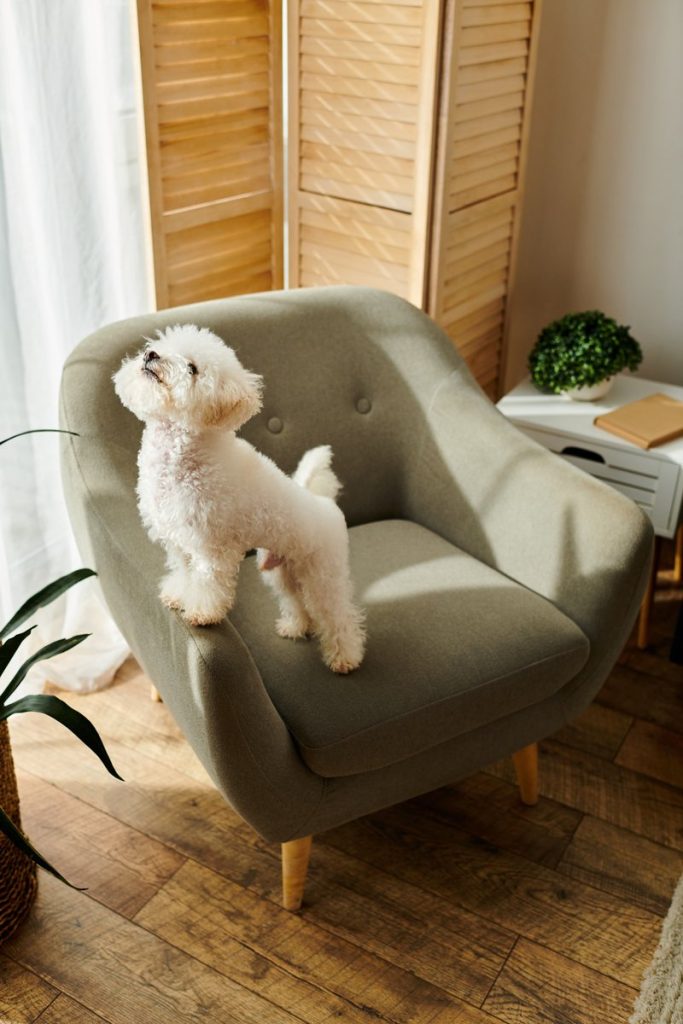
left=505, top=0, right=609, bottom=387
left=506, top=0, right=683, bottom=388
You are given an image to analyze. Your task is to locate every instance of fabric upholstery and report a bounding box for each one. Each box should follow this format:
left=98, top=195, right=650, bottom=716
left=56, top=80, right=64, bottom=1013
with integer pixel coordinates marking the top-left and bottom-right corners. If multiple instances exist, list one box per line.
left=60, top=286, right=653, bottom=842
left=232, top=520, right=589, bottom=776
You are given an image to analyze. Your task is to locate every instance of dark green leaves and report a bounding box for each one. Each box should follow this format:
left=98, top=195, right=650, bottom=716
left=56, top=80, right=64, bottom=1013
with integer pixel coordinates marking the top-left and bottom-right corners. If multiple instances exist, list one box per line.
left=0, top=694, right=122, bottom=781
left=0, top=636, right=124, bottom=884
left=0, top=806, right=84, bottom=889
left=528, top=310, right=643, bottom=394
left=0, top=569, right=97, bottom=642
left=0, top=425, right=119, bottom=889
left=0, top=635, right=124, bottom=884
left=0, top=634, right=91, bottom=705
left=0, top=627, right=35, bottom=679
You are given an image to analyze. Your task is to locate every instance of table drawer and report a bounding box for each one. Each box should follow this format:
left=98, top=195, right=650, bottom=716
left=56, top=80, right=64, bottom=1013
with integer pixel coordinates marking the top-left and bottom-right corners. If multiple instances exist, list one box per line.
left=519, top=425, right=681, bottom=536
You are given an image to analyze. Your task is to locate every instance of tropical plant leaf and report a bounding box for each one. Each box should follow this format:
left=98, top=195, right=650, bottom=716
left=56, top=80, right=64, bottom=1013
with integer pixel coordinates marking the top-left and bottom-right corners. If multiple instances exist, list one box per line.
left=0, top=635, right=90, bottom=705
left=0, top=804, right=84, bottom=889
left=0, top=425, right=112, bottom=892
left=0, top=569, right=97, bottom=642
left=0, top=428, right=78, bottom=447
left=0, top=626, right=36, bottom=679
left=0, top=694, right=123, bottom=781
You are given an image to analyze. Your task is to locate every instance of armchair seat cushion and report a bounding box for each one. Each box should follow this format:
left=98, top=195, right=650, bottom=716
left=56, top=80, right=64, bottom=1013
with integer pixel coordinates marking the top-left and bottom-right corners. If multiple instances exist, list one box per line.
left=230, top=520, right=589, bottom=777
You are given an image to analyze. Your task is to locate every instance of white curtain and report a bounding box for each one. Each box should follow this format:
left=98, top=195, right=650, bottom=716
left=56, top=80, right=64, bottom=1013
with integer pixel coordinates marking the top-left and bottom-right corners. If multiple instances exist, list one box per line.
left=0, top=0, right=151, bottom=692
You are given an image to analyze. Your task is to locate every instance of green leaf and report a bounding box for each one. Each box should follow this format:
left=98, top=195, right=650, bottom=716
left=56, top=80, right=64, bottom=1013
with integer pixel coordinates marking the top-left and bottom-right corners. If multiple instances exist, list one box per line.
left=0, top=428, right=79, bottom=447
left=0, top=569, right=97, bottom=641
left=0, top=634, right=91, bottom=705
left=528, top=310, right=643, bottom=393
left=0, top=804, right=84, bottom=889
left=0, top=694, right=123, bottom=781
left=0, top=626, right=36, bottom=679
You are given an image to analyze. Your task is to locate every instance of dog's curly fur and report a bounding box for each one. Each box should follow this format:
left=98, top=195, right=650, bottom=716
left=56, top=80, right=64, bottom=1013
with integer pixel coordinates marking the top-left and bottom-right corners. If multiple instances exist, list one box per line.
left=113, top=324, right=365, bottom=674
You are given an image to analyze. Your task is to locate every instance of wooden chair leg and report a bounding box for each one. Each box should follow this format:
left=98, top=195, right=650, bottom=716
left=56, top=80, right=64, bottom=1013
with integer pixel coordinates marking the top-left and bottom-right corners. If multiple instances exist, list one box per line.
left=512, top=742, right=539, bottom=806
left=674, top=523, right=683, bottom=585
left=637, top=536, right=662, bottom=649
left=282, top=836, right=312, bottom=912
left=150, top=685, right=163, bottom=702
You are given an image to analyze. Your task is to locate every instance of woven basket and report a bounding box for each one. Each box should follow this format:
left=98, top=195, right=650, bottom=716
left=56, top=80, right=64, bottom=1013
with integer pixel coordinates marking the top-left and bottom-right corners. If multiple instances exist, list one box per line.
left=0, top=719, right=37, bottom=944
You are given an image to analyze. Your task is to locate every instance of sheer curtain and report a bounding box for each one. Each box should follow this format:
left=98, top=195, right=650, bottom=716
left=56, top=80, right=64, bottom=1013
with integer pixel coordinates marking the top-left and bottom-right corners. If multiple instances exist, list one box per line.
left=0, top=1, right=151, bottom=692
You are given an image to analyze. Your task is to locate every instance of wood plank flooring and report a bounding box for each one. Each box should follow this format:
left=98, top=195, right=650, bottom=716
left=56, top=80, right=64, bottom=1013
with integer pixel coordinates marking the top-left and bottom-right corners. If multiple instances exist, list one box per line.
left=3, top=556, right=682, bottom=1023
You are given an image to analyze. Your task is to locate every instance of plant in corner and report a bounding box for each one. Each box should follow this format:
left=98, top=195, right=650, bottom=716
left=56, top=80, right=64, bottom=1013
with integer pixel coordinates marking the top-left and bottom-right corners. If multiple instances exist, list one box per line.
left=0, top=429, right=122, bottom=945
left=528, top=310, right=643, bottom=401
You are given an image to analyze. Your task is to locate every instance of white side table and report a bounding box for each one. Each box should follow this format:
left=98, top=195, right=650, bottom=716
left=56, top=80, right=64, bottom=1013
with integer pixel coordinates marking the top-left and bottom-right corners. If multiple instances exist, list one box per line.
left=498, top=374, right=683, bottom=648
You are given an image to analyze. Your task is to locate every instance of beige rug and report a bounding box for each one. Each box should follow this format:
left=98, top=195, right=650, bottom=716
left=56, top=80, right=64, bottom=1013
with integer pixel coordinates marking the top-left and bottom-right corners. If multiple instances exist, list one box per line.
left=631, top=875, right=683, bottom=1023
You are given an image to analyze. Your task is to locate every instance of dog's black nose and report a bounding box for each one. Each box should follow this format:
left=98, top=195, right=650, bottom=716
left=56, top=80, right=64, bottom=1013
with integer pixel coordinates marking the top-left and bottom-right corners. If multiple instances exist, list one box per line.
left=145, top=350, right=159, bottom=364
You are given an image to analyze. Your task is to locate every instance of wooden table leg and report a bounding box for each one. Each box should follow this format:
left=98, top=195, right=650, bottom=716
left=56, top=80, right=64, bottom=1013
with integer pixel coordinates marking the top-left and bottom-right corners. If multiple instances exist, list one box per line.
left=637, top=536, right=662, bottom=650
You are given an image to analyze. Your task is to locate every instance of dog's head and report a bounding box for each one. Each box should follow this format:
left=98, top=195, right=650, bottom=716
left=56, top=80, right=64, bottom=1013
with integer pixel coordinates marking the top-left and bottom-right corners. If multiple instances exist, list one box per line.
left=113, top=324, right=263, bottom=431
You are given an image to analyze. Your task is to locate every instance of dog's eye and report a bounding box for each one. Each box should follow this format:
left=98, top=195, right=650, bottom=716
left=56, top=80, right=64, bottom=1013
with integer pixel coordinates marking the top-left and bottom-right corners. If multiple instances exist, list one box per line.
left=188, top=362, right=198, bottom=376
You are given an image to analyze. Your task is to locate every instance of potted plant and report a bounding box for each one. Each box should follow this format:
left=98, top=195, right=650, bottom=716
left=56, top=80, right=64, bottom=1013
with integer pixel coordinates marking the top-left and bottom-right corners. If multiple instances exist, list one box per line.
left=0, top=430, right=121, bottom=945
left=528, top=310, right=643, bottom=401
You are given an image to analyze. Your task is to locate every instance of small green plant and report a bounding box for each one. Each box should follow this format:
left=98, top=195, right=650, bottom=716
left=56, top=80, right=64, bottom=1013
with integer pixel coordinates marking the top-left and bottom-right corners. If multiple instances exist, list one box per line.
left=0, top=429, right=122, bottom=888
left=528, top=311, right=642, bottom=394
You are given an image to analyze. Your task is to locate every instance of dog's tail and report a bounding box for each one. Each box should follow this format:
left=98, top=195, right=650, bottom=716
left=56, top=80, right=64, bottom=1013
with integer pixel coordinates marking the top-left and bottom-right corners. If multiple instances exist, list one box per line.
left=293, top=445, right=341, bottom=502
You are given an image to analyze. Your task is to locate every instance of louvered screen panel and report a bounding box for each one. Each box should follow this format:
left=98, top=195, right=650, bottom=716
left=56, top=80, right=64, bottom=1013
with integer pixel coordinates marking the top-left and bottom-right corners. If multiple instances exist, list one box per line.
left=297, top=193, right=413, bottom=294
left=430, top=0, right=542, bottom=398
left=136, top=0, right=283, bottom=308
left=288, top=0, right=441, bottom=304
left=438, top=192, right=515, bottom=394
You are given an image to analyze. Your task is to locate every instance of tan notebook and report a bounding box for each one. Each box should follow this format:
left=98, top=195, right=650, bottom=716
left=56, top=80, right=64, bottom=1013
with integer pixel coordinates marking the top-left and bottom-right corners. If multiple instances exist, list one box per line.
left=594, top=393, right=683, bottom=449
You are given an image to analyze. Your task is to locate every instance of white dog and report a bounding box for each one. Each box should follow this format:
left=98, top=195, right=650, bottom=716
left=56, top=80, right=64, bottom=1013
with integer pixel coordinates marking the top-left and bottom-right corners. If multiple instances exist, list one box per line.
left=113, top=324, right=365, bottom=674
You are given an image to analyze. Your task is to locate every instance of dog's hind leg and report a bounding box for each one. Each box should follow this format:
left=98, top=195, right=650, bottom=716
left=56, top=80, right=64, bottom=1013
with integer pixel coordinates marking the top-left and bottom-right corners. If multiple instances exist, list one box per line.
left=296, top=556, right=365, bottom=673
left=260, top=560, right=312, bottom=640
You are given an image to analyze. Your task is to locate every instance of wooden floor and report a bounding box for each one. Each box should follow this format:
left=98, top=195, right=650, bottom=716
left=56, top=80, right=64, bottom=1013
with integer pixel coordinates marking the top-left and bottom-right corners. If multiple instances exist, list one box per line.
left=3, top=560, right=682, bottom=1024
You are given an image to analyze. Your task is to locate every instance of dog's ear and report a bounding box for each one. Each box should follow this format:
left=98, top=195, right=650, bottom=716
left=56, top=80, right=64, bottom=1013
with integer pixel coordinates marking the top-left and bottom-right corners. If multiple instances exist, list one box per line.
left=209, top=368, right=263, bottom=431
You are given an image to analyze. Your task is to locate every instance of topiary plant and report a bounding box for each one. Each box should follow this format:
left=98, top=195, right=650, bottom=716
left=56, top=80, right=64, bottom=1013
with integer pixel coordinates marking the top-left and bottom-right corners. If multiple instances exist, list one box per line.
left=528, top=310, right=642, bottom=394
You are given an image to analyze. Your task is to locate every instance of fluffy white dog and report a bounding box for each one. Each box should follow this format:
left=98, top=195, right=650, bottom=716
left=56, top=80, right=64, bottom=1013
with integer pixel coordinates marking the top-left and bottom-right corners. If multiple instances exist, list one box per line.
left=113, top=324, right=365, bottom=674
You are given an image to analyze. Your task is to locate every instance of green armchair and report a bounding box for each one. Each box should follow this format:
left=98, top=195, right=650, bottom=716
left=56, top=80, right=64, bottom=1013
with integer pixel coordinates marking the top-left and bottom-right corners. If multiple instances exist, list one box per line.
left=60, top=287, right=653, bottom=910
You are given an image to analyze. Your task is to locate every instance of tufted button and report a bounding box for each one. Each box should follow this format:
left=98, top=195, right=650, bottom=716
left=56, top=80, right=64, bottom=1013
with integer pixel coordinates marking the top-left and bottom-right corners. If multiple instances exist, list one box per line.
left=267, top=416, right=283, bottom=434
left=355, top=397, right=371, bottom=414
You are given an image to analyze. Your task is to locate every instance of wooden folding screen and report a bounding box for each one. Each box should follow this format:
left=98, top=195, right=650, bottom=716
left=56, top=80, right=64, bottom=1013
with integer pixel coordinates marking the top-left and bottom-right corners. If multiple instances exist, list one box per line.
left=136, top=0, right=541, bottom=396
left=135, top=0, right=283, bottom=309
left=287, top=0, right=442, bottom=306
left=428, top=0, right=543, bottom=397
left=287, top=0, right=543, bottom=397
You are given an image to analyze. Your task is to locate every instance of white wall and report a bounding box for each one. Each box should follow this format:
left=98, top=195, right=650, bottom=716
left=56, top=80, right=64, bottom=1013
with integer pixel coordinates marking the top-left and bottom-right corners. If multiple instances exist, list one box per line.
left=504, top=0, right=683, bottom=391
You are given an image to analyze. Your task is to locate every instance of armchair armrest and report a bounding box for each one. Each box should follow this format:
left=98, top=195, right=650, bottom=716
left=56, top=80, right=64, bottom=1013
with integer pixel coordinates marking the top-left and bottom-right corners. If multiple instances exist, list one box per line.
left=59, top=425, right=324, bottom=844
left=403, top=366, right=654, bottom=650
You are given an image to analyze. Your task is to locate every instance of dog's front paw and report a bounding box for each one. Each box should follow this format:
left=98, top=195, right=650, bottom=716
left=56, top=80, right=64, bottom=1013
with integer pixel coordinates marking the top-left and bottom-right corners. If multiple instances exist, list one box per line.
left=160, top=571, right=185, bottom=611
left=161, top=593, right=182, bottom=611
left=174, top=574, right=234, bottom=626
left=276, top=614, right=312, bottom=640
left=182, top=606, right=227, bottom=627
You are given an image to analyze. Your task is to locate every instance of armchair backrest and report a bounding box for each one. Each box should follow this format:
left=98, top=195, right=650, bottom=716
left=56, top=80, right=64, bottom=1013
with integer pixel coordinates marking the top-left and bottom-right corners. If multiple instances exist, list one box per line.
left=61, top=286, right=467, bottom=531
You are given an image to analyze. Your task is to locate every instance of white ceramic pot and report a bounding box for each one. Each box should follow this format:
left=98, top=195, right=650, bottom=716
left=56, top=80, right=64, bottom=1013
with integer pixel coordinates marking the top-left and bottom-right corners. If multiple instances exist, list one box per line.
left=564, top=377, right=614, bottom=402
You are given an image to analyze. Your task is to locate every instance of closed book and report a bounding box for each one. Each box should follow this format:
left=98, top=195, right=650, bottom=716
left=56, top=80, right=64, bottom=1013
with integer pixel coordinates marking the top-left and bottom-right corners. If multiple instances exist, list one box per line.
left=594, top=393, right=683, bottom=449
